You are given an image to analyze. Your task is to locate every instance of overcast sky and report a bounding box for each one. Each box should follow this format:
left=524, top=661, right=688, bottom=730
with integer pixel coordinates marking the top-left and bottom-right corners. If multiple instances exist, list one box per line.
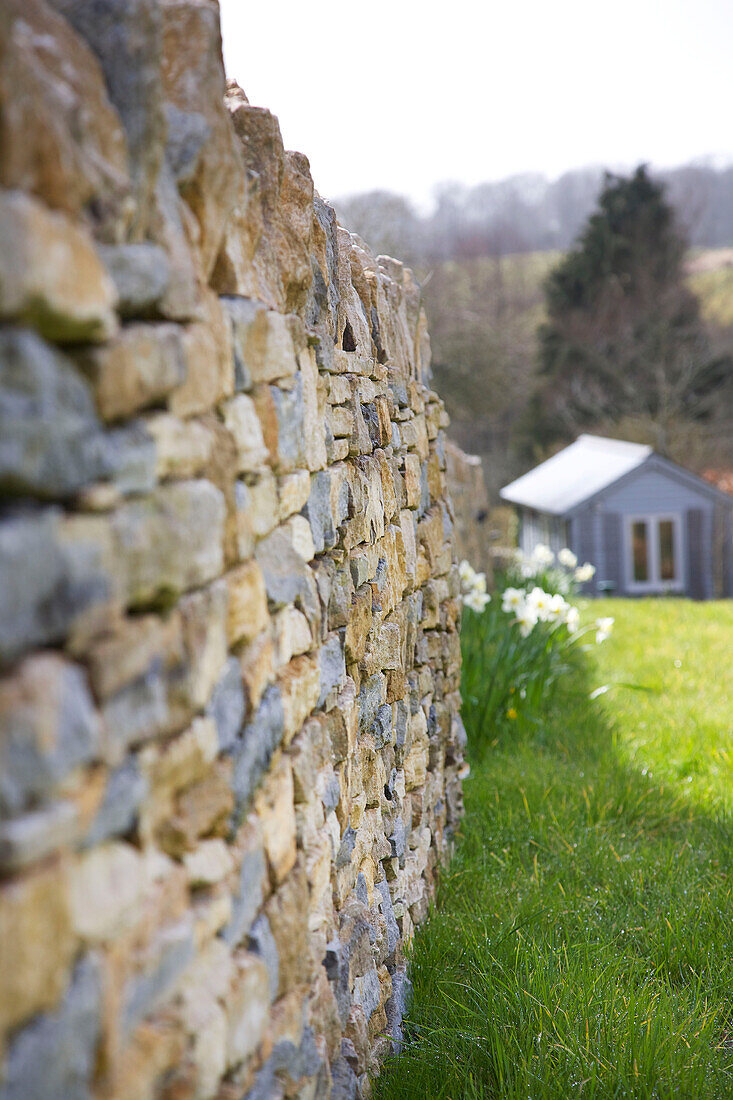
left=219, top=0, right=733, bottom=210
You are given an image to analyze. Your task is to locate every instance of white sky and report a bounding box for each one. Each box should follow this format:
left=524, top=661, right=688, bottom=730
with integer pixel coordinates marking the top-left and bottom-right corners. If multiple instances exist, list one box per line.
left=219, top=0, right=733, bottom=210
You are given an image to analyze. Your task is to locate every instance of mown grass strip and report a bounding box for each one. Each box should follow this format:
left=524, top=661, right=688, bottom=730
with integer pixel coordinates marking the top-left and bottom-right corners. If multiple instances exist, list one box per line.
left=376, top=598, right=733, bottom=1098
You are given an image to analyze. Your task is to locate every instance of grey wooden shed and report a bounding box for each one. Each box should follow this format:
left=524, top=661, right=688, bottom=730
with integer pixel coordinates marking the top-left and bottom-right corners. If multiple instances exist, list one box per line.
left=500, top=435, right=733, bottom=598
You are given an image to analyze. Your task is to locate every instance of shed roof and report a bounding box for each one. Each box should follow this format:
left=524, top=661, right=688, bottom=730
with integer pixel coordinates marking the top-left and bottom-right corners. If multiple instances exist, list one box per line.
left=500, top=434, right=653, bottom=515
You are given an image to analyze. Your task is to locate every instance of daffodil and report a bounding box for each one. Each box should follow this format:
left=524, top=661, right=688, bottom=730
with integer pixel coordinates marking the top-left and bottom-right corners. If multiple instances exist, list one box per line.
left=464, top=589, right=491, bottom=612
left=558, top=547, right=578, bottom=569
left=526, top=586, right=552, bottom=621
left=566, top=606, right=580, bottom=634
left=595, top=616, right=614, bottom=643
left=516, top=606, right=539, bottom=637
left=501, top=587, right=526, bottom=614
left=546, top=593, right=569, bottom=625
left=574, top=562, right=596, bottom=583
left=532, top=544, right=554, bottom=566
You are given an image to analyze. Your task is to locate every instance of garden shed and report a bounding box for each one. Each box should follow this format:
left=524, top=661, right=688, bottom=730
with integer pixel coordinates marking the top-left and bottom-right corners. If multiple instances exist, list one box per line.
left=500, top=435, right=733, bottom=598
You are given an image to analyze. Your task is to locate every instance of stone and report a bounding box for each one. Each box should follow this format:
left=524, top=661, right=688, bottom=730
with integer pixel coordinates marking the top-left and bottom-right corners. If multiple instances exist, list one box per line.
left=254, top=757, right=296, bottom=885
left=278, top=654, right=321, bottom=745
left=0, top=328, right=116, bottom=499
left=145, top=412, right=214, bottom=481
left=303, top=466, right=350, bottom=555
left=240, top=630, right=276, bottom=713
left=248, top=913, right=279, bottom=1003
left=263, top=862, right=310, bottom=998
left=77, top=322, right=186, bottom=422
left=319, top=633, right=346, bottom=708
left=221, top=827, right=267, bottom=947
left=0, top=954, right=101, bottom=1100
left=169, top=291, right=235, bottom=417
left=254, top=376, right=307, bottom=474
left=0, top=653, right=100, bottom=817
left=183, top=838, right=234, bottom=886
left=225, top=951, right=270, bottom=1068
left=0, top=801, right=78, bottom=874
left=160, top=0, right=243, bottom=277
left=220, top=299, right=299, bottom=388
left=255, top=528, right=320, bottom=623
left=84, top=758, right=147, bottom=846
left=69, top=841, right=146, bottom=942
left=221, top=394, right=269, bottom=472
left=0, top=508, right=116, bottom=668
left=113, top=480, right=225, bottom=608
left=206, top=657, right=246, bottom=751
left=344, top=585, right=373, bottom=665
left=0, top=191, right=117, bottom=342
left=235, top=472, right=279, bottom=558
left=231, top=685, right=285, bottom=811
left=226, top=561, right=269, bottom=647
left=277, top=470, right=311, bottom=521
left=98, top=244, right=170, bottom=318
left=272, top=607, right=312, bottom=669
left=0, top=858, right=76, bottom=1036
left=283, top=514, right=316, bottom=563
left=0, top=0, right=131, bottom=237
left=50, top=0, right=166, bottom=239
left=121, top=918, right=196, bottom=1039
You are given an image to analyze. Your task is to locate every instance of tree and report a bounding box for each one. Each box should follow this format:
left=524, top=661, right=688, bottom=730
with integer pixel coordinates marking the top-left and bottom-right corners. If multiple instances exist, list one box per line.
left=529, top=166, right=732, bottom=454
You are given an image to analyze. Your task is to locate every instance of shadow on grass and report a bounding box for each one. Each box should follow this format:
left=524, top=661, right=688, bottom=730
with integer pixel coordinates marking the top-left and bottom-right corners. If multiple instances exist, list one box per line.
left=375, top=652, right=733, bottom=1100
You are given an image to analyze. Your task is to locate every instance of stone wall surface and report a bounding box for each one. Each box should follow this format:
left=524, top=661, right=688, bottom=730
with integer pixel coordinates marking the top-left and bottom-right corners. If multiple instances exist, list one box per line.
left=444, top=440, right=493, bottom=583
left=0, top=2, right=468, bottom=1098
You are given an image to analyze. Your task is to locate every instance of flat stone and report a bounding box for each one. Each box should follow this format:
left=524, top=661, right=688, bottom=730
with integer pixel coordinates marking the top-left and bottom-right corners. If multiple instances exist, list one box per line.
left=247, top=913, right=279, bottom=1002
left=319, top=632, right=346, bottom=708
left=0, top=191, right=117, bottom=343
left=221, top=393, right=269, bottom=472
left=0, top=653, right=100, bottom=817
left=84, top=758, right=147, bottom=846
left=69, top=841, right=146, bottom=941
left=0, top=801, right=78, bottom=874
left=254, top=756, right=296, bottom=885
left=0, top=954, right=101, bottom=1100
left=0, top=508, right=116, bottom=668
left=112, top=480, right=225, bottom=608
left=97, top=243, right=170, bottom=318
left=77, top=322, right=186, bottom=422
left=254, top=527, right=320, bottom=623
left=231, top=684, right=285, bottom=811
left=303, top=466, right=349, bottom=554
left=221, top=838, right=267, bottom=948
left=226, top=560, right=269, bottom=647
left=145, top=412, right=214, bottom=480
left=0, top=0, right=131, bottom=238
left=206, top=656, right=245, bottom=751
left=0, top=859, right=76, bottom=1036
left=220, top=298, right=298, bottom=388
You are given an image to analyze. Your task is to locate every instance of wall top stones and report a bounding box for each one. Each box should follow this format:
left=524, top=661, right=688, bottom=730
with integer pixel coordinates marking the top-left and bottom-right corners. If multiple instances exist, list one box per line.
left=0, top=2, right=467, bottom=1097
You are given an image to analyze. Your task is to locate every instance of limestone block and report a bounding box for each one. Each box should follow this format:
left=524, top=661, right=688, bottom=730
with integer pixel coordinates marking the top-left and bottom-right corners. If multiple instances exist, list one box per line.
left=303, top=465, right=349, bottom=555
left=146, top=412, right=214, bottom=480
left=273, top=607, right=312, bottom=669
left=160, top=0, right=243, bottom=277
left=278, top=654, right=321, bottom=745
left=69, top=841, right=147, bottom=942
left=0, top=508, right=118, bottom=668
left=220, top=299, right=298, bottom=388
left=157, top=760, right=234, bottom=858
left=226, top=561, right=268, bottom=647
left=0, top=0, right=131, bottom=236
left=0, top=858, right=76, bottom=1037
left=282, top=514, right=316, bottom=563
left=98, top=243, right=170, bottom=318
left=0, top=800, right=79, bottom=874
left=300, top=346, right=328, bottom=472
left=221, top=394, right=269, bottom=473
left=0, top=191, right=117, bottom=343
left=169, top=291, right=235, bottom=417
left=78, top=322, right=186, bottom=422
left=0, top=653, right=100, bottom=817
left=240, top=630, right=276, bottom=713
left=225, top=951, right=270, bottom=1068
left=343, top=585, right=373, bottom=666
left=327, top=405, right=354, bottom=439
left=327, top=376, right=351, bottom=404
left=231, top=685, right=285, bottom=812
left=255, top=527, right=320, bottom=626
left=235, top=472, right=279, bottom=558
left=277, top=470, right=311, bottom=521
left=264, top=862, right=310, bottom=998
left=178, top=579, right=229, bottom=711
left=183, top=838, right=234, bottom=887
left=253, top=376, right=307, bottom=474
left=254, top=756, right=297, bottom=886
left=0, top=953, right=101, bottom=1100
left=113, top=480, right=225, bottom=608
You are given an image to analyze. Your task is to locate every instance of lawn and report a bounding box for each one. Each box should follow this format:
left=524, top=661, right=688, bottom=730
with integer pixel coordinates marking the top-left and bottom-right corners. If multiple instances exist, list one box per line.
left=377, top=598, right=733, bottom=1099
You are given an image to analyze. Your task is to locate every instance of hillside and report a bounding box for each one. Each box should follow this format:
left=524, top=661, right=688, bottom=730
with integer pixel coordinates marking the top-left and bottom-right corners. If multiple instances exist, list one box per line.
left=421, top=249, right=733, bottom=496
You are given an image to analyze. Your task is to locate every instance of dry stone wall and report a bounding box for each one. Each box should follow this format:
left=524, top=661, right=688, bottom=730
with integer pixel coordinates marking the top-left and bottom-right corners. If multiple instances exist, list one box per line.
left=0, top=2, right=467, bottom=1098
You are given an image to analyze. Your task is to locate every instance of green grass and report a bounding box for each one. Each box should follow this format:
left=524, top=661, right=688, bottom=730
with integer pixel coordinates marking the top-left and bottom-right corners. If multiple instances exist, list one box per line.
left=377, top=598, right=733, bottom=1098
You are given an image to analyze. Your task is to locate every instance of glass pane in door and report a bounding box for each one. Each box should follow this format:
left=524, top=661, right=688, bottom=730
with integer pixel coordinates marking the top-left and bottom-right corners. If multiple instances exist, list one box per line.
left=632, top=521, right=649, bottom=581
left=659, top=519, right=676, bottom=580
